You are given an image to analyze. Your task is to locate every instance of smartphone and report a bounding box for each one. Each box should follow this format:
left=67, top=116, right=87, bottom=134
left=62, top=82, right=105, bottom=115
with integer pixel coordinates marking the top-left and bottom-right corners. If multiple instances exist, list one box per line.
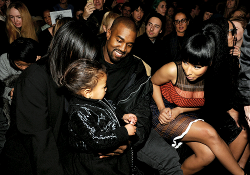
left=87, top=0, right=93, bottom=4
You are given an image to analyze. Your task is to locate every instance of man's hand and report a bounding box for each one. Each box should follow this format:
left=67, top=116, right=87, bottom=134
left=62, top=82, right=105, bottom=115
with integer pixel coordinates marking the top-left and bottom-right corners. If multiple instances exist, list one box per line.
left=99, top=145, right=128, bottom=158
left=83, top=2, right=96, bottom=20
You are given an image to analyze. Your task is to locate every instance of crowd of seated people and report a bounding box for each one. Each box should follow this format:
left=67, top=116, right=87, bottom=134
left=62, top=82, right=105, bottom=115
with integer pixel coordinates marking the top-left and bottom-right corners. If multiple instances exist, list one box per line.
left=0, top=0, right=250, bottom=174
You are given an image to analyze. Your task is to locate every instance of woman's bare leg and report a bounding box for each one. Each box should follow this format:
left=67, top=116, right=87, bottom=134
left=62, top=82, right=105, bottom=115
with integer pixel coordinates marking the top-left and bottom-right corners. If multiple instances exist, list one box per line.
left=229, top=129, right=249, bottom=167
left=181, top=120, right=244, bottom=175
left=238, top=144, right=250, bottom=169
left=181, top=142, right=215, bottom=175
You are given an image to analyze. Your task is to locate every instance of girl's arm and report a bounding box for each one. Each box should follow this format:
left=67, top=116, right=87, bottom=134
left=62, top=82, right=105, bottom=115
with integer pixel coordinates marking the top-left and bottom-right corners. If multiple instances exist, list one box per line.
left=69, top=109, right=129, bottom=152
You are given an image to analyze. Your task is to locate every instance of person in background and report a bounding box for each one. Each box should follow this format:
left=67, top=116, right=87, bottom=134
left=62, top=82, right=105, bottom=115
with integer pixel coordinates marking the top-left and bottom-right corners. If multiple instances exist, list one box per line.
left=0, top=0, right=7, bottom=21
left=162, top=10, right=190, bottom=62
left=224, top=0, right=240, bottom=19
left=53, top=0, right=74, bottom=16
left=82, top=0, right=108, bottom=35
left=5, top=1, right=38, bottom=44
left=75, top=7, right=84, bottom=20
left=152, top=0, right=167, bottom=17
left=132, top=12, right=166, bottom=75
left=121, top=2, right=131, bottom=17
left=99, top=11, right=120, bottom=35
left=131, top=0, right=145, bottom=37
left=41, top=8, right=53, bottom=31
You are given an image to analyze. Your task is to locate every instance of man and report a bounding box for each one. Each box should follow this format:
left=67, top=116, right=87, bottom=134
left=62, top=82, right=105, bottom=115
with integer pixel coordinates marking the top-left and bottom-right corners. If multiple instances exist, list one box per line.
left=96, top=16, right=183, bottom=175
left=82, top=0, right=108, bottom=35
left=121, top=2, right=132, bottom=17
left=238, top=22, right=250, bottom=127
left=132, top=12, right=166, bottom=75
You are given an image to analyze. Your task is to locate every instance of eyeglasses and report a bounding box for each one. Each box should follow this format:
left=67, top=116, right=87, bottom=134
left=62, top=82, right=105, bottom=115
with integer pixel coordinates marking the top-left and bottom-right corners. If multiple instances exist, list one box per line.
left=174, top=18, right=187, bottom=25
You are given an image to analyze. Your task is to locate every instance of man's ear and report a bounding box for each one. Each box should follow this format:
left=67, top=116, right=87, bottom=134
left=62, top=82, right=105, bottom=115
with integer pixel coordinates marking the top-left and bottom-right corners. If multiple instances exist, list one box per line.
left=160, top=29, right=162, bottom=33
left=106, top=28, right=111, bottom=40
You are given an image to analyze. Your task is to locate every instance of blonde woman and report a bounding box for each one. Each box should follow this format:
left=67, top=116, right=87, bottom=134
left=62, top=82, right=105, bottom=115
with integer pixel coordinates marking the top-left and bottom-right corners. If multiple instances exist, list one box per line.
left=99, top=11, right=120, bottom=34
left=6, top=1, right=38, bottom=43
left=223, top=0, right=240, bottom=19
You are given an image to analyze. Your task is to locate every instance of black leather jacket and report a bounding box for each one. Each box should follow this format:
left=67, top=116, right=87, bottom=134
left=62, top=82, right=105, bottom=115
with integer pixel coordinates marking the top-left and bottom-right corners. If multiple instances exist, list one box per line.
left=68, top=95, right=129, bottom=152
left=238, top=22, right=250, bottom=105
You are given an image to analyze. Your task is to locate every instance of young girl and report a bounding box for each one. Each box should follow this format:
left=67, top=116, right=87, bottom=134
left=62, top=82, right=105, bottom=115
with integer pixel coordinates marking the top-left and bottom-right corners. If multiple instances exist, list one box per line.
left=62, top=59, right=137, bottom=175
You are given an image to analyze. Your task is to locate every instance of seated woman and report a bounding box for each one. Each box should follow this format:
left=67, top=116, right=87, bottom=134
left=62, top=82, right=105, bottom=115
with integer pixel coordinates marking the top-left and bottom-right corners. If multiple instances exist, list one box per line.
left=5, top=1, right=38, bottom=44
left=150, top=20, right=246, bottom=174
left=98, top=11, right=120, bottom=35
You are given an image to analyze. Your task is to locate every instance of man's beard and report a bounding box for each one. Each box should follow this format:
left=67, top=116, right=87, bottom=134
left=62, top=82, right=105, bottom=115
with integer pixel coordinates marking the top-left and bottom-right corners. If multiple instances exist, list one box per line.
left=108, top=49, right=126, bottom=64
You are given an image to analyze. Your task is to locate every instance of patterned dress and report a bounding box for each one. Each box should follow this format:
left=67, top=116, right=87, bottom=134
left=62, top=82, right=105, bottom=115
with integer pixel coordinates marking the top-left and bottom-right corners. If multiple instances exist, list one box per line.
left=151, top=62, right=205, bottom=148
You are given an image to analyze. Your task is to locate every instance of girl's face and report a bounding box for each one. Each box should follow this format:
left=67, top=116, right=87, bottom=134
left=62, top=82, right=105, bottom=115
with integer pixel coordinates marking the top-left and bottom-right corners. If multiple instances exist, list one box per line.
left=182, top=61, right=208, bottom=81
left=156, top=1, right=167, bottom=16
left=232, top=21, right=244, bottom=45
left=167, top=7, right=174, bottom=17
left=80, top=74, right=107, bottom=100
left=9, top=7, right=22, bottom=28
left=203, top=11, right=213, bottom=21
left=132, top=7, right=144, bottom=22
left=43, top=10, right=52, bottom=26
left=226, top=0, right=236, bottom=9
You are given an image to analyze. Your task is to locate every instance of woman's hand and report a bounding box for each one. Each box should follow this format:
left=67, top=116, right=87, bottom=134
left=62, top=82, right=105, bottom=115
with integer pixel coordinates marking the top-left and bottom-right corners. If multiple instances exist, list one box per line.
left=228, top=108, right=240, bottom=127
left=83, top=2, right=96, bottom=20
left=230, top=46, right=241, bottom=59
left=158, top=108, right=172, bottom=124
left=171, top=107, right=182, bottom=121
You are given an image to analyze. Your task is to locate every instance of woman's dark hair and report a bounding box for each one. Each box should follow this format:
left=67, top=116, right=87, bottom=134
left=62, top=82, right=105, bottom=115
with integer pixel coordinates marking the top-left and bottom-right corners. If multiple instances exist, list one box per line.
left=8, top=37, right=39, bottom=70
left=131, top=0, right=145, bottom=12
left=47, top=20, right=98, bottom=86
left=62, top=59, right=106, bottom=94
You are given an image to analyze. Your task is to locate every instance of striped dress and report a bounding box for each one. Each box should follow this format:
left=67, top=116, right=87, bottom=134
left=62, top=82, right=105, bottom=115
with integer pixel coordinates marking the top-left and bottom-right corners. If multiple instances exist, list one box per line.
left=151, top=62, right=205, bottom=148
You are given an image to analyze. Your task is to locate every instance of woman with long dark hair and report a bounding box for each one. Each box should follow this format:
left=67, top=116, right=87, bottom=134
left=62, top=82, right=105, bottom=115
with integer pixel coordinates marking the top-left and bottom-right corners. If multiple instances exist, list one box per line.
left=1, top=20, right=98, bottom=175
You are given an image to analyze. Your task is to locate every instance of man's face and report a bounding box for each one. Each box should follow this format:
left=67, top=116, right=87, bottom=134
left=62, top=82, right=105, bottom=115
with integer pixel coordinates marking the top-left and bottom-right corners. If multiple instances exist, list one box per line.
left=94, top=0, right=105, bottom=10
left=194, top=5, right=200, bottom=16
left=122, top=6, right=131, bottom=17
left=105, top=23, right=136, bottom=64
left=146, top=17, right=162, bottom=40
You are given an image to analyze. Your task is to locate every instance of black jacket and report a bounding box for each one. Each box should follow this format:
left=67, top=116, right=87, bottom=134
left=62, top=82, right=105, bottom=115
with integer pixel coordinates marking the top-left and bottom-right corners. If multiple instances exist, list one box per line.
left=68, top=95, right=129, bottom=152
left=132, top=33, right=168, bottom=75
left=238, top=22, right=250, bottom=105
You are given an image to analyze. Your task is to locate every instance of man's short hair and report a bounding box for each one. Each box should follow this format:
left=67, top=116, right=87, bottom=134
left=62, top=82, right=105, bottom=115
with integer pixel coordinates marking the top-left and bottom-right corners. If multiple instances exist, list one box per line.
left=110, top=16, right=136, bottom=33
left=121, top=2, right=132, bottom=10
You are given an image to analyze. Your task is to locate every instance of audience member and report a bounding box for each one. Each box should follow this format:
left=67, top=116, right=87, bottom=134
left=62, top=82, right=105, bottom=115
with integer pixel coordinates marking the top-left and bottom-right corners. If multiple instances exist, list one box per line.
left=187, top=1, right=201, bottom=28
left=231, top=6, right=247, bottom=18
left=162, top=10, right=191, bottom=62
left=53, top=0, right=74, bottom=16
left=223, top=0, right=240, bottom=19
left=167, top=4, right=175, bottom=19
left=152, top=0, right=167, bottom=16
left=0, top=19, right=8, bottom=56
left=131, top=0, right=146, bottom=37
left=132, top=12, right=166, bottom=75
left=121, top=2, right=131, bottom=17
left=99, top=11, right=120, bottom=35
left=62, top=58, right=137, bottom=175
left=41, top=8, right=53, bottom=31
left=0, top=0, right=7, bottom=21
left=150, top=19, right=245, bottom=175
left=96, top=16, right=183, bottom=175
left=0, top=20, right=98, bottom=175
left=74, top=7, right=84, bottom=20
left=5, top=1, right=38, bottom=44
left=82, top=0, right=108, bottom=35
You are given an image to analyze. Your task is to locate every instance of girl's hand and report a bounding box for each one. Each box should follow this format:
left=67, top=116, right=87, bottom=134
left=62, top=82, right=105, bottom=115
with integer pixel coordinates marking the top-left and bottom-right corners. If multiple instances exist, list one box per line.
left=123, top=113, right=137, bottom=125
left=83, top=2, right=96, bottom=20
left=124, top=124, right=136, bottom=136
